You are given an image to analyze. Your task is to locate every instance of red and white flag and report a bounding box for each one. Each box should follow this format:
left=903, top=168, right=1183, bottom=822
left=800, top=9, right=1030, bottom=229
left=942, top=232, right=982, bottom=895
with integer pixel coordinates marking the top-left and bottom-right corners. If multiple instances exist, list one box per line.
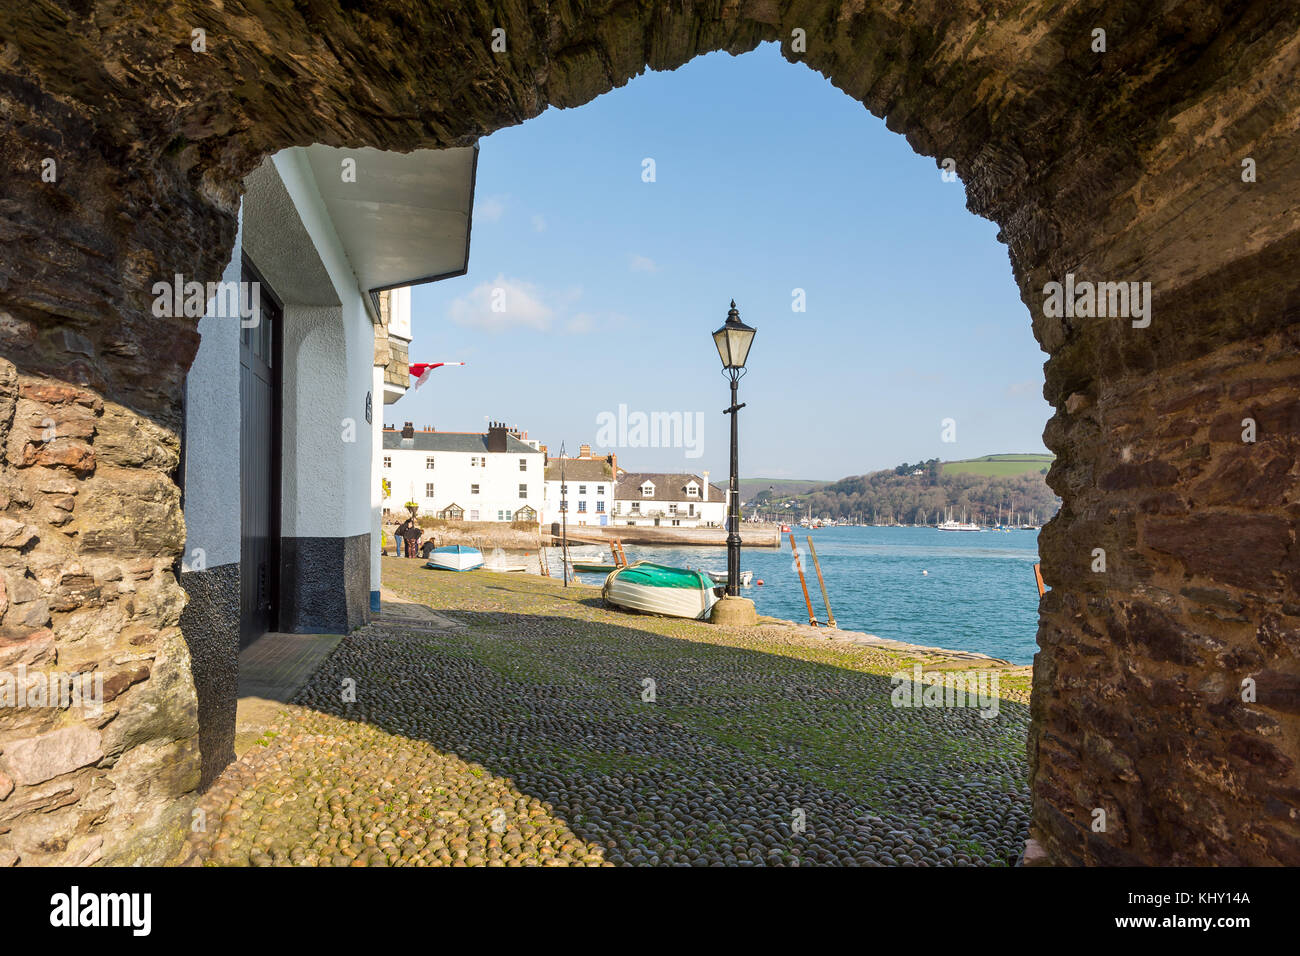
left=409, top=362, right=465, bottom=389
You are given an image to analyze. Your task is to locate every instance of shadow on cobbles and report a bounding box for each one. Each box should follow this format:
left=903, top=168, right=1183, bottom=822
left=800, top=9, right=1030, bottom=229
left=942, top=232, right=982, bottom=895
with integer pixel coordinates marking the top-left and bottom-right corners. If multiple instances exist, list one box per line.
left=286, top=602, right=1030, bottom=866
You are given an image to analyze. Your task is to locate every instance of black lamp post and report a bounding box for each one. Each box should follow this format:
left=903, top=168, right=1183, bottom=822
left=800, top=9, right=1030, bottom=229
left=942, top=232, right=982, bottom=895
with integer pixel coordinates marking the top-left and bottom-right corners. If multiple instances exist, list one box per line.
left=559, top=441, right=569, bottom=587
left=712, top=300, right=756, bottom=597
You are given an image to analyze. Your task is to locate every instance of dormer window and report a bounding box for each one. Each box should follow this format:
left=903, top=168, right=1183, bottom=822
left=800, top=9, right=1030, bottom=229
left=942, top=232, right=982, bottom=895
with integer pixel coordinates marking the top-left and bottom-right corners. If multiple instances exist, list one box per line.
left=685, top=482, right=699, bottom=497
left=640, top=482, right=655, bottom=498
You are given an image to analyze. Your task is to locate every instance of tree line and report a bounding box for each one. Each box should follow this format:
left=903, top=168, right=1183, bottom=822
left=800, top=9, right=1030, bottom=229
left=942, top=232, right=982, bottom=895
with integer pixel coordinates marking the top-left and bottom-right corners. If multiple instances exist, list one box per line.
left=752, top=462, right=1058, bottom=526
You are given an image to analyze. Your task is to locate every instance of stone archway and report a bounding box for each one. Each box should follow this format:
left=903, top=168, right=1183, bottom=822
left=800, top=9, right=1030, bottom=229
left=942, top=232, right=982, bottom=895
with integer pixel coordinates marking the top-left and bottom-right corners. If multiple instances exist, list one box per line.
left=1, top=2, right=1298, bottom=865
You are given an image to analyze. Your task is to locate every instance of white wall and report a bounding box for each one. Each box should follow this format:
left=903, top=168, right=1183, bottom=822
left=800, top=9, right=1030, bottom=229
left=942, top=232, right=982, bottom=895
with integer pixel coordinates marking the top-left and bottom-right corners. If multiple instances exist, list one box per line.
left=269, top=150, right=374, bottom=543
left=542, top=479, right=613, bottom=526
left=383, top=445, right=542, bottom=521
left=183, top=208, right=244, bottom=571
left=611, top=481, right=727, bottom=527
left=370, top=365, right=384, bottom=598
left=388, top=285, right=411, bottom=340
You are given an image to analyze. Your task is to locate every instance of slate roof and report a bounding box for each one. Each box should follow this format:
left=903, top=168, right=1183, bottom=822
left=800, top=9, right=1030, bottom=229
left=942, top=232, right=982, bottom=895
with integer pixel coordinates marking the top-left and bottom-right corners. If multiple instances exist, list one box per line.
left=382, top=431, right=541, bottom=454
left=544, top=458, right=613, bottom=482
left=615, top=472, right=726, bottom=501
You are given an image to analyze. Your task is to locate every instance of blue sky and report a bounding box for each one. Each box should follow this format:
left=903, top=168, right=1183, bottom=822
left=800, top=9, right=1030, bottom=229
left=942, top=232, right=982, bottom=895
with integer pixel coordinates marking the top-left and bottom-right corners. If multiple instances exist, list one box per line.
left=391, top=43, right=1051, bottom=481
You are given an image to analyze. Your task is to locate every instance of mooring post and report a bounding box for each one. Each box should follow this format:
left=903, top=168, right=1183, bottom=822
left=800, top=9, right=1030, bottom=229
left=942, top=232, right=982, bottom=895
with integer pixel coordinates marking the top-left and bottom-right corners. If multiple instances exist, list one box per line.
left=807, top=537, right=836, bottom=628
left=789, top=531, right=817, bottom=626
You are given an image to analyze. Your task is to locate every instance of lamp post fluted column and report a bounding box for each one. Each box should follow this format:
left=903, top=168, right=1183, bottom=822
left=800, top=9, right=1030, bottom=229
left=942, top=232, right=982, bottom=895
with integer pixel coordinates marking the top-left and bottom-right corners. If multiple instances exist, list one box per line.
left=726, top=376, right=743, bottom=596
left=712, top=300, right=756, bottom=618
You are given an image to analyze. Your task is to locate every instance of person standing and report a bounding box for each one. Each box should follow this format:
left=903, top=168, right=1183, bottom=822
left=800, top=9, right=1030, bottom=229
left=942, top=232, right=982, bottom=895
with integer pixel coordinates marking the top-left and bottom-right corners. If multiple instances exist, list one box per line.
left=402, top=519, right=422, bottom=559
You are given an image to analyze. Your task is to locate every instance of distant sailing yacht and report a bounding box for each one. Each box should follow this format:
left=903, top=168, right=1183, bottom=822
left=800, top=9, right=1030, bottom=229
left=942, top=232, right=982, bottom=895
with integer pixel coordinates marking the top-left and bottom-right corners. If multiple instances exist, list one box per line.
left=936, top=509, right=980, bottom=532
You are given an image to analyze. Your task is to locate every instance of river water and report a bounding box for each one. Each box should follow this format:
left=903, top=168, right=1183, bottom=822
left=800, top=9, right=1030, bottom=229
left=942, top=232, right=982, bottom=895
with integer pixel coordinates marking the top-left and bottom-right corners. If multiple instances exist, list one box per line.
left=570, top=525, right=1043, bottom=665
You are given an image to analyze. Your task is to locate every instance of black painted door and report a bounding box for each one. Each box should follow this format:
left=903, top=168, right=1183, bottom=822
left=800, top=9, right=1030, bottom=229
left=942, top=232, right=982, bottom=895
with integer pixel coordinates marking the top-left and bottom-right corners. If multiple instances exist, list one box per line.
left=239, top=263, right=281, bottom=649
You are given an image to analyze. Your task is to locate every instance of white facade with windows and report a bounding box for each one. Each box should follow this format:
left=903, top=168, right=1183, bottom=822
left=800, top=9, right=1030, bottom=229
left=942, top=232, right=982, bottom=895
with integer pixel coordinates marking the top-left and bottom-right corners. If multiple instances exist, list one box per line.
left=612, top=471, right=728, bottom=527
left=382, top=422, right=543, bottom=522
left=542, top=455, right=616, bottom=527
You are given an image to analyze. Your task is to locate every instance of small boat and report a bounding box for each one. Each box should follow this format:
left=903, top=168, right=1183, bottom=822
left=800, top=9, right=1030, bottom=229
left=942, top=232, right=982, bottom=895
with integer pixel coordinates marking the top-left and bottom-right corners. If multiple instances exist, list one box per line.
left=424, top=545, right=484, bottom=571
left=705, top=569, right=753, bottom=588
left=936, top=519, right=981, bottom=532
left=573, top=562, right=620, bottom=573
left=602, top=562, right=721, bottom=620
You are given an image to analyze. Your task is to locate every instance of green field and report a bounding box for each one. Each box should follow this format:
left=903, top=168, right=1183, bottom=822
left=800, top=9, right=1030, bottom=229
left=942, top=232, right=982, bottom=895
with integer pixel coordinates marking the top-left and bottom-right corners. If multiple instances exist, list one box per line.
left=739, top=478, right=828, bottom=499
left=941, top=453, right=1054, bottom=477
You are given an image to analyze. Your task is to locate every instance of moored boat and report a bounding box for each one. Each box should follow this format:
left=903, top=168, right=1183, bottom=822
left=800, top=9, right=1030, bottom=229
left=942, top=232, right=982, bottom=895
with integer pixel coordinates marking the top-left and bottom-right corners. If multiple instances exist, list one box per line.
left=705, top=569, right=753, bottom=587
left=602, top=562, right=721, bottom=620
left=573, top=562, right=620, bottom=573
left=425, top=545, right=484, bottom=571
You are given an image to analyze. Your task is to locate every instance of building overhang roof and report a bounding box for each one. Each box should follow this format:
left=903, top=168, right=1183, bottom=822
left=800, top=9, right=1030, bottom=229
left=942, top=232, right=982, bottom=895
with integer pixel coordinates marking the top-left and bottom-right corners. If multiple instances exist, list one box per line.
left=303, top=143, right=478, bottom=321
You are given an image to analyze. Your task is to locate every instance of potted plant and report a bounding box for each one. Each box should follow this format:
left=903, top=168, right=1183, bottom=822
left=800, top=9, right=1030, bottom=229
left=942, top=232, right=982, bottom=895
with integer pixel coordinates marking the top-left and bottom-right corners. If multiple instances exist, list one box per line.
left=404, top=501, right=419, bottom=519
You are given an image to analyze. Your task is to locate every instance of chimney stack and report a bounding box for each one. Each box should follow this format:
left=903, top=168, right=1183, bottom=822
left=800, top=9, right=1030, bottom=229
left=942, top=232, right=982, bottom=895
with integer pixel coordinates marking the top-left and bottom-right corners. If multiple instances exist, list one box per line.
left=487, top=420, right=508, bottom=453
left=702, top=470, right=709, bottom=502
left=401, top=421, right=414, bottom=440
left=579, top=443, right=591, bottom=458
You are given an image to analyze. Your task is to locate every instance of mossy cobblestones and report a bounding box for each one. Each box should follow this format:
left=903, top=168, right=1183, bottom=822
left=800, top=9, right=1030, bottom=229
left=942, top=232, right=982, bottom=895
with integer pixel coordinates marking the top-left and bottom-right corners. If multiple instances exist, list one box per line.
left=186, top=558, right=1031, bottom=866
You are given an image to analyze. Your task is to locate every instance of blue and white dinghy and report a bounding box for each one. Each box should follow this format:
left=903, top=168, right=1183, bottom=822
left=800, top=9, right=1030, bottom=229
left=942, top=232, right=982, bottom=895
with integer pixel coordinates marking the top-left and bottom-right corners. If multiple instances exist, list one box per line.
left=424, top=545, right=484, bottom=572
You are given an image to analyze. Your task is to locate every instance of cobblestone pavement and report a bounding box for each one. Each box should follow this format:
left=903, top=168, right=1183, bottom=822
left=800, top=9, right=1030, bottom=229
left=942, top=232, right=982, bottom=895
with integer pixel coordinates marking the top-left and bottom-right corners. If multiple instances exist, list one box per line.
left=186, top=560, right=1031, bottom=866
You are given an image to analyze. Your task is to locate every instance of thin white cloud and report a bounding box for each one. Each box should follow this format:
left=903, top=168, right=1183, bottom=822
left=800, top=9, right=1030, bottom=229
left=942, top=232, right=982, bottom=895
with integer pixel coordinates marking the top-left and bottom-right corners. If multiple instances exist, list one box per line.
left=565, top=313, right=595, bottom=334
left=1006, top=380, right=1039, bottom=397
left=448, top=275, right=552, bottom=332
left=629, top=254, right=659, bottom=273
left=531, top=214, right=547, bottom=232
left=475, top=195, right=507, bottom=223
left=447, top=278, right=610, bottom=335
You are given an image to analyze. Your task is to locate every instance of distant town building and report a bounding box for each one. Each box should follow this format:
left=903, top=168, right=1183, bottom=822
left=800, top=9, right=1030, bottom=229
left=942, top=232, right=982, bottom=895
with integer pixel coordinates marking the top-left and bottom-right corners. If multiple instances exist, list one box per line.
left=543, top=443, right=617, bottom=526
left=382, top=421, right=543, bottom=522
left=612, top=470, right=727, bottom=527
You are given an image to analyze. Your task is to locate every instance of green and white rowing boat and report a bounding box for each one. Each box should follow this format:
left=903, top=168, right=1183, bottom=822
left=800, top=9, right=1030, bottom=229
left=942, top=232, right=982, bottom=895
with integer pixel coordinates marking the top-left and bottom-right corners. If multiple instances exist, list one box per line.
left=602, top=561, right=722, bottom=620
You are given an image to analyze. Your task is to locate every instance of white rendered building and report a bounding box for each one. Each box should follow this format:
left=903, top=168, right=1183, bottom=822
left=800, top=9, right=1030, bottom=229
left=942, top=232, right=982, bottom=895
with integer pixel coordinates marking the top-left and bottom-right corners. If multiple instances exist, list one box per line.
left=382, top=422, right=544, bottom=523
left=542, top=445, right=617, bottom=527
left=611, top=471, right=728, bottom=528
left=179, top=144, right=476, bottom=789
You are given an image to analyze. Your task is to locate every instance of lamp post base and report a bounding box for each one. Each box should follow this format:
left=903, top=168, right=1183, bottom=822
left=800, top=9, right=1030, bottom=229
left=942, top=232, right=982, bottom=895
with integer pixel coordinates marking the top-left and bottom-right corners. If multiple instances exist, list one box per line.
left=710, top=595, right=757, bottom=626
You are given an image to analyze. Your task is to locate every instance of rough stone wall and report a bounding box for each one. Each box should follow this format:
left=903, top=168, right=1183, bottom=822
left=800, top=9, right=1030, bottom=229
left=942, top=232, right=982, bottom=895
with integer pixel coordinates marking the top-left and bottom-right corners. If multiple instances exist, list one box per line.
left=1, top=1, right=1298, bottom=864
left=0, top=361, right=199, bottom=865
left=1033, top=328, right=1300, bottom=865
left=178, top=563, right=239, bottom=790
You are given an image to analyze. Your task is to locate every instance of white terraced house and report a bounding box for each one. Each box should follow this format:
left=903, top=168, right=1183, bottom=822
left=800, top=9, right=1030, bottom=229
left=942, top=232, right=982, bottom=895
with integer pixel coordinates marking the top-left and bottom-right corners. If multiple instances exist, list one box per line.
left=542, top=444, right=618, bottom=527
left=382, top=422, right=544, bottom=523
left=612, top=471, right=728, bottom=528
